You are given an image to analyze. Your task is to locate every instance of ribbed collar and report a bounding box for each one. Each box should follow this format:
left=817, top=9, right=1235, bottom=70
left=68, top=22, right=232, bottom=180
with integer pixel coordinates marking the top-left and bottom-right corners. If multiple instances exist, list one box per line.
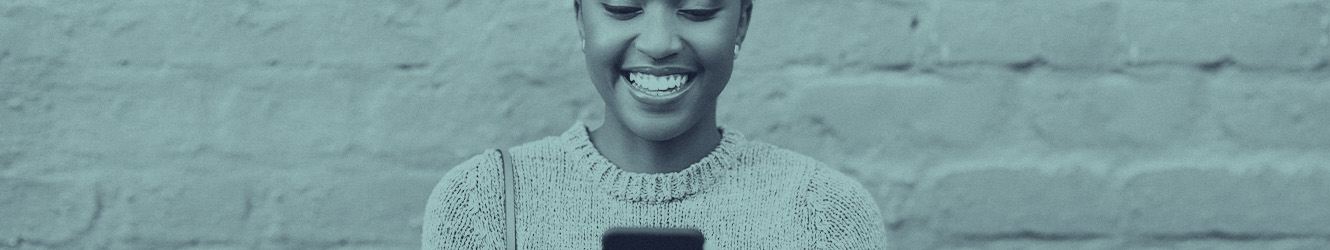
left=561, top=122, right=745, bottom=204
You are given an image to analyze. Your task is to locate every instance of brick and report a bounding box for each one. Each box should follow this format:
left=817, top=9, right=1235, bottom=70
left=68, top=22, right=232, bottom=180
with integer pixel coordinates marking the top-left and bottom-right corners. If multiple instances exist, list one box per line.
left=1212, top=71, right=1330, bottom=147
left=715, top=69, right=815, bottom=154
left=0, top=178, right=98, bottom=244
left=793, top=71, right=1017, bottom=149
left=105, top=172, right=255, bottom=243
left=920, top=168, right=1118, bottom=236
left=0, top=97, right=49, bottom=174
left=1120, top=0, right=1328, bottom=68
left=0, top=3, right=77, bottom=59
left=11, top=0, right=1330, bottom=248
left=36, top=1, right=580, bottom=68
left=41, top=71, right=222, bottom=158
left=325, top=244, right=419, bottom=250
left=39, top=66, right=587, bottom=166
left=1153, top=239, right=1330, bottom=250
left=1022, top=70, right=1205, bottom=147
left=1124, top=167, right=1330, bottom=235
left=255, top=171, right=438, bottom=244
left=63, top=1, right=443, bottom=65
left=932, top=0, right=1034, bottom=64
left=1118, top=1, right=1236, bottom=65
left=744, top=0, right=919, bottom=68
left=936, top=240, right=1121, bottom=250
left=1223, top=1, right=1330, bottom=68
left=175, top=246, right=252, bottom=250
left=933, top=0, right=1123, bottom=68
left=28, top=0, right=589, bottom=163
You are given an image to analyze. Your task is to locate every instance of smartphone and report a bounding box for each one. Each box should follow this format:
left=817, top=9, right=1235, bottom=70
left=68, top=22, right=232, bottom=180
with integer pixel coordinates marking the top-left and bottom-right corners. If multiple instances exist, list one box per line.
left=602, top=227, right=705, bottom=250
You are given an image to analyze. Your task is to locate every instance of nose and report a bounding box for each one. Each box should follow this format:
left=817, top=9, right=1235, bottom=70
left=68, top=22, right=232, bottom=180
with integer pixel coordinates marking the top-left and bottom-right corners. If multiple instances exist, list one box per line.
left=633, top=12, right=683, bottom=60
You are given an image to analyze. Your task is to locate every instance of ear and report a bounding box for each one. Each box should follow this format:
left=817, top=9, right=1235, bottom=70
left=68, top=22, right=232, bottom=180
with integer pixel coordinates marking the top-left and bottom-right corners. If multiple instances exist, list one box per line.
left=575, top=0, right=586, bottom=40
left=734, top=2, right=751, bottom=47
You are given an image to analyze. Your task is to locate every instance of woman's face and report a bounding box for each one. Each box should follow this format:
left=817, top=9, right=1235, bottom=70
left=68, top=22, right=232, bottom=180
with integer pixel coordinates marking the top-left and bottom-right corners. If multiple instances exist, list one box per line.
left=578, top=0, right=750, bottom=141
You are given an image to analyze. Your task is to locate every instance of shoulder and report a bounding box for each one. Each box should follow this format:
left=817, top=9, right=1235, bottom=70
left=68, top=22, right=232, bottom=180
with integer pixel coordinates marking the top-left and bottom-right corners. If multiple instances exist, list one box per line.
left=429, top=149, right=502, bottom=201
left=732, top=139, right=865, bottom=189
left=504, top=123, right=593, bottom=163
left=731, top=139, right=826, bottom=172
left=433, top=129, right=583, bottom=192
left=729, top=139, right=871, bottom=198
left=508, top=133, right=575, bottom=158
left=736, top=140, right=864, bottom=188
left=803, top=164, right=874, bottom=204
left=442, top=150, right=502, bottom=183
left=440, top=123, right=577, bottom=180
left=732, top=139, right=887, bottom=247
left=422, top=150, right=505, bottom=249
left=756, top=148, right=886, bottom=249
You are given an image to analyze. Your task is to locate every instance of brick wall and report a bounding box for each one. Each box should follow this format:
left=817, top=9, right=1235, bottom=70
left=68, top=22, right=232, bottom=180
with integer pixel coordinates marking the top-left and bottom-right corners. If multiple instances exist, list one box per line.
left=2, top=0, right=1328, bottom=249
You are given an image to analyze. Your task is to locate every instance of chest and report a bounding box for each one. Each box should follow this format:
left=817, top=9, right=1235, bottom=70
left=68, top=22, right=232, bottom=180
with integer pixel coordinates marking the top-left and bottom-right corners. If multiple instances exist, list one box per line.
left=511, top=177, right=815, bottom=249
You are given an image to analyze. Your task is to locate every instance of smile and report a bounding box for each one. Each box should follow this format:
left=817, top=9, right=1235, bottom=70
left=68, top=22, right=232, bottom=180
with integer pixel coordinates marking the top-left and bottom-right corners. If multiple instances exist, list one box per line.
left=619, top=70, right=696, bottom=106
left=625, top=72, right=693, bottom=95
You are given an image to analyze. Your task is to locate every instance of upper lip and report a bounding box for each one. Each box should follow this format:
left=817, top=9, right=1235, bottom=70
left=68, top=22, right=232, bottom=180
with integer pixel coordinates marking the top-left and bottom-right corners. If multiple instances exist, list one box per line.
left=621, top=66, right=697, bottom=76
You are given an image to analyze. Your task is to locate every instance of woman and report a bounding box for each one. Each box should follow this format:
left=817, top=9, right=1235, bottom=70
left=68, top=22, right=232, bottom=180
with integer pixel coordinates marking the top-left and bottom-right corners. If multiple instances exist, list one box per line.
left=423, top=0, right=887, bottom=249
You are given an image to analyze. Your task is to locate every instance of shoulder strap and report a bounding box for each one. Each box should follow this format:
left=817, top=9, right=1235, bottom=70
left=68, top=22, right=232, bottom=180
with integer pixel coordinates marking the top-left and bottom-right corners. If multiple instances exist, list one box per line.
left=499, top=149, right=517, bottom=250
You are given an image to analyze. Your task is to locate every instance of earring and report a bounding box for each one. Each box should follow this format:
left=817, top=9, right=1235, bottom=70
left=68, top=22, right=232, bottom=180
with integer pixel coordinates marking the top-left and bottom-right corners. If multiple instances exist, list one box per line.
left=733, top=44, right=741, bottom=59
left=580, top=39, right=586, bottom=51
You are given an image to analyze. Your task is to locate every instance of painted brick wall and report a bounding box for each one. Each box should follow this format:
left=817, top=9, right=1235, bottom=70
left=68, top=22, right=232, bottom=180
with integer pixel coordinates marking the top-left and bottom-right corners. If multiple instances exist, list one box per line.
left=3, top=0, right=1328, bottom=249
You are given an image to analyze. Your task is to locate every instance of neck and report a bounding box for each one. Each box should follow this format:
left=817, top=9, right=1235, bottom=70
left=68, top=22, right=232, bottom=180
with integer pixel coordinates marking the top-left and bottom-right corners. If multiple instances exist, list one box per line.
left=589, top=116, right=722, bottom=174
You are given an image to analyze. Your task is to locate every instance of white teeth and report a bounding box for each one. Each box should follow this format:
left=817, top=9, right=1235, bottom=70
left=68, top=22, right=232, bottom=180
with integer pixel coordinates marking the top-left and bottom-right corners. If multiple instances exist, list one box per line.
left=628, top=72, right=688, bottom=92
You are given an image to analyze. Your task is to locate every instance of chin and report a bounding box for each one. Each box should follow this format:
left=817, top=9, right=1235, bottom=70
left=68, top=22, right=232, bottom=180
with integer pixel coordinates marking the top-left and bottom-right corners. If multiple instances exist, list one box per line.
left=621, top=111, right=696, bottom=142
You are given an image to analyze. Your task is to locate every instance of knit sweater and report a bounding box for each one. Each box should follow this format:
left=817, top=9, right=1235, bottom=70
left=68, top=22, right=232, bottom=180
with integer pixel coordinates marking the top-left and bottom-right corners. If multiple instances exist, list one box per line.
left=421, top=123, right=887, bottom=249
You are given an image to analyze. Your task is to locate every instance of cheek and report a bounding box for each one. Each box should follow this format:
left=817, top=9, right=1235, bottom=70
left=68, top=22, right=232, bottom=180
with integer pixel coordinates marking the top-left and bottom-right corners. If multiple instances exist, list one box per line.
left=583, top=38, right=627, bottom=83
left=583, top=23, right=631, bottom=62
left=681, top=26, right=740, bottom=65
left=687, top=35, right=736, bottom=71
left=586, top=53, right=621, bottom=97
left=585, top=40, right=631, bottom=77
left=690, top=35, right=738, bottom=98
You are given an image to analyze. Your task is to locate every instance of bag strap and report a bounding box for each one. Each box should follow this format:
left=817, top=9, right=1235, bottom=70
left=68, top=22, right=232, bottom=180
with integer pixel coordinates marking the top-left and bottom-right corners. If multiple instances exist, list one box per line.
left=499, top=149, right=517, bottom=250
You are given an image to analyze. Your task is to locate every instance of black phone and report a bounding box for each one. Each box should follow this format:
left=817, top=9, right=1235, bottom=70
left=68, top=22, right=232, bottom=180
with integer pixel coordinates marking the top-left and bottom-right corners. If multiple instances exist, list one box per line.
left=602, top=227, right=705, bottom=250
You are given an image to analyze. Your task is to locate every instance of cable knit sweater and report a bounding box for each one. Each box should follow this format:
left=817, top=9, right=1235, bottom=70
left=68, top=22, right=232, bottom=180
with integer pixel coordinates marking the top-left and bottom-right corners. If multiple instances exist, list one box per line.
left=421, top=123, right=887, bottom=249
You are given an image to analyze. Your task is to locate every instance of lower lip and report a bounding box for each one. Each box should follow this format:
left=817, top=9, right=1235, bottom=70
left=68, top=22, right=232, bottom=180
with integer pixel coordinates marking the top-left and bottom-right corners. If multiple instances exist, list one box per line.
left=620, top=74, right=694, bottom=107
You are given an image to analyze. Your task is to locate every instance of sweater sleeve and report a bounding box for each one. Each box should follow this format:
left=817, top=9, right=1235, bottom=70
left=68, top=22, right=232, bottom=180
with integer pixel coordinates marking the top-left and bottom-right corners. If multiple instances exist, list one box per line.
left=806, top=167, right=889, bottom=250
left=421, top=150, right=504, bottom=250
